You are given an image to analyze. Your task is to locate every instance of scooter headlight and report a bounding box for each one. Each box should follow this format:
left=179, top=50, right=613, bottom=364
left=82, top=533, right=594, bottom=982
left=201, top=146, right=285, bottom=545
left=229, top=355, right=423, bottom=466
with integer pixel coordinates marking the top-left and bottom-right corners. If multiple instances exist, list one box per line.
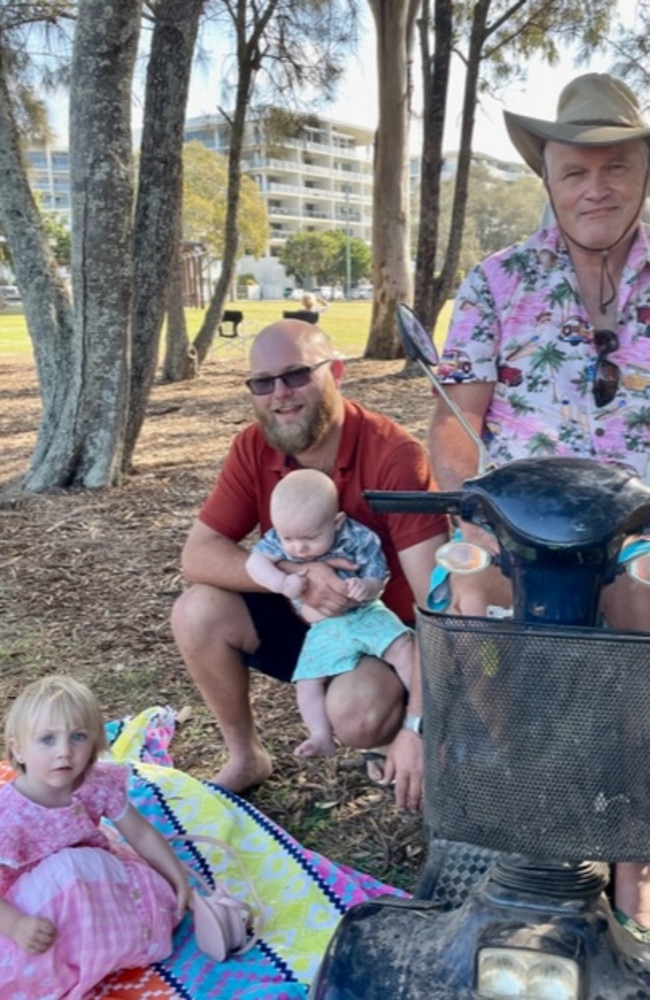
left=435, top=540, right=491, bottom=575
left=477, top=947, right=579, bottom=999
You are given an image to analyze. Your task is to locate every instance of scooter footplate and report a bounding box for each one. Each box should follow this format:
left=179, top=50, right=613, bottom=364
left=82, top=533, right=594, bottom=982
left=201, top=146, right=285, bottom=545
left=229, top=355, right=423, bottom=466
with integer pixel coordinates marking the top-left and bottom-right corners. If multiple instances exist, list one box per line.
left=414, top=837, right=499, bottom=908
left=417, top=609, right=650, bottom=861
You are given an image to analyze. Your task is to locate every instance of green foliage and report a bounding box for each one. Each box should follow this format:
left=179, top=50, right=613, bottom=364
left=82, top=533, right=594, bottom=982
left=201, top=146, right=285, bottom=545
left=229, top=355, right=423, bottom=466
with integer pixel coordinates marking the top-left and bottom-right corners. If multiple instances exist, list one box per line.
left=611, top=8, right=650, bottom=91
left=42, top=212, right=71, bottom=264
left=451, top=0, right=616, bottom=85
left=1, top=2, right=74, bottom=142
left=467, top=174, right=547, bottom=259
left=280, top=229, right=371, bottom=286
left=3, top=190, right=72, bottom=266
left=323, top=229, right=372, bottom=284
left=182, top=141, right=268, bottom=259
left=413, top=163, right=547, bottom=272
left=280, top=232, right=331, bottom=285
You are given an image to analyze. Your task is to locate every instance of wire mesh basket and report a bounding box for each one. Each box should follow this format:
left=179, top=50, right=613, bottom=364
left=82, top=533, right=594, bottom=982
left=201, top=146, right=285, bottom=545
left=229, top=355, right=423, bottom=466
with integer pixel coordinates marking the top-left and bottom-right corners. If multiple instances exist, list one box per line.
left=417, top=609, right=650, bottom=861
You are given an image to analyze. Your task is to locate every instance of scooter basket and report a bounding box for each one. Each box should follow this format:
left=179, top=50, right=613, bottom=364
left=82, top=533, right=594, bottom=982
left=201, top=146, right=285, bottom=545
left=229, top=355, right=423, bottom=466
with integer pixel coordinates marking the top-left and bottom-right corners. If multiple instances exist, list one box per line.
left=417, top=609, right=650, bottom=862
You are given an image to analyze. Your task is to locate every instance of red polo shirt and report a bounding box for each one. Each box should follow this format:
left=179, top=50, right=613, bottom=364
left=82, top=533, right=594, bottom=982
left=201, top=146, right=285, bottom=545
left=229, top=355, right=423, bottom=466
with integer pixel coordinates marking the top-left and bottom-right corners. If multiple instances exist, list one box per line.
left=198, top=399, right=446, bottom=622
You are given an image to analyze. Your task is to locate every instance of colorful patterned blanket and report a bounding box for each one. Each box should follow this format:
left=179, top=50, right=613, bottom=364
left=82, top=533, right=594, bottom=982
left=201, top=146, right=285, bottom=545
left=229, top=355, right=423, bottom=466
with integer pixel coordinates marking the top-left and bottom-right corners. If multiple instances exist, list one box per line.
left=0, top=707, right=404, bottom=999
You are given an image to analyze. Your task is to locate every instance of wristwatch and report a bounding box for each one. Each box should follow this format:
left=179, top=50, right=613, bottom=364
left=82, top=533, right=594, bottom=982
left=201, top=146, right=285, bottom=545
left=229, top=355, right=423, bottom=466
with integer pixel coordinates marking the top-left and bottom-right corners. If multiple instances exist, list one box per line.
left=402, top=713, right=423, bottom=736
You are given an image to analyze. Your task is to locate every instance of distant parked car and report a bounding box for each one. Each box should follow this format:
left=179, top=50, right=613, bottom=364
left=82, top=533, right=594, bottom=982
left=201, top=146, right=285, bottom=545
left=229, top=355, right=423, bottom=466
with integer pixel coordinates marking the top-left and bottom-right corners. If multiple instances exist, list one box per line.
left=314, top=285, right=345, bottom=301
left=0, top=284, right=21, bottom=304
left=350, top=281, right=372, bottom=300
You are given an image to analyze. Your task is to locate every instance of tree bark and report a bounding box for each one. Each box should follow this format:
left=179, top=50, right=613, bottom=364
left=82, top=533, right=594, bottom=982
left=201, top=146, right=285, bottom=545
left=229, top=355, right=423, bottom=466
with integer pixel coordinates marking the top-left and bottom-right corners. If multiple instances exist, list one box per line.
left=364, top=0, right=420, bottom=359
left=124, top=0, right=205, bottom=467
left=163, top=213, right=198, bottom=382
left=45, top=0, right=142, bottom=490
left=413, top=0, right=453, bottom=334
left=192, top=0, right=278, bottom=365
left=0, top=37, right=75, bottom=490
left=191, top=60, right=254, bottom=365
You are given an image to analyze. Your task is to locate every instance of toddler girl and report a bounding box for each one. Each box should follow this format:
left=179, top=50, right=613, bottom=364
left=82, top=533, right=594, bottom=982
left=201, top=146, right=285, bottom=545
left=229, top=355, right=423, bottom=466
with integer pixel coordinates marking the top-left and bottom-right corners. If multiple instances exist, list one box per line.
left=0, top=675, right=190, bottom=999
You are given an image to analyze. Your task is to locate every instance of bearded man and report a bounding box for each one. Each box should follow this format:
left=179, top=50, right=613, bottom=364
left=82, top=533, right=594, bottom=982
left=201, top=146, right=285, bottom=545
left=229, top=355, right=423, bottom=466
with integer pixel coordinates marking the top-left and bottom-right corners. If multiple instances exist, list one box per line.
left=172, top=320, right=447, bottom=811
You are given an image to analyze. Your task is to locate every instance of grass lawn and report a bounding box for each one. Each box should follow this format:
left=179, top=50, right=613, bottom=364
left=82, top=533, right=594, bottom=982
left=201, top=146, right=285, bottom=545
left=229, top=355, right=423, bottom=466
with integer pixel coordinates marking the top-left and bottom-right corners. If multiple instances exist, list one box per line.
left=0, top=298, right=453, bottom=359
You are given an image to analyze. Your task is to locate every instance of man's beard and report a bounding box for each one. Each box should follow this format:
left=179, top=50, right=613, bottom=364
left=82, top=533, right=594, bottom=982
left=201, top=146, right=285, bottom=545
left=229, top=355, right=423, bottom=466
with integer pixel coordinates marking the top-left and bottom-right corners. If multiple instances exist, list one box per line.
left=255, top=382, right=337, bottom=455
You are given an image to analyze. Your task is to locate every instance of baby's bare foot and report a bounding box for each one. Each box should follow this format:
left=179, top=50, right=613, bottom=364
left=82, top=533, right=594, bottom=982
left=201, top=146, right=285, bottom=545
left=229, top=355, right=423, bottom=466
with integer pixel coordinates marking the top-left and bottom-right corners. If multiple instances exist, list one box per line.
left=294, top=735, right=336, bottom=758
left=213, top=751, right=273, bottom=793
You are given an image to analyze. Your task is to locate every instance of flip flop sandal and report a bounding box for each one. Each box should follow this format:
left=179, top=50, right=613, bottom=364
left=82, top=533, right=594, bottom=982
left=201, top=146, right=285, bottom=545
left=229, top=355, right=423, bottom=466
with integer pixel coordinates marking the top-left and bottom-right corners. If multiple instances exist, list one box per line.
left=614, top=909, right=650, bottom=943
left=361, top=750, right=395, bottom=789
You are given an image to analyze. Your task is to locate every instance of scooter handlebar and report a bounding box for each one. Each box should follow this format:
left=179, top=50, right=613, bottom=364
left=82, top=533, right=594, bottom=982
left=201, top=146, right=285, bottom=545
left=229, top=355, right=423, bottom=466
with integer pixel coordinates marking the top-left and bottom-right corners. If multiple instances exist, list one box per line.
left=364, top=490, right=462, bottom=516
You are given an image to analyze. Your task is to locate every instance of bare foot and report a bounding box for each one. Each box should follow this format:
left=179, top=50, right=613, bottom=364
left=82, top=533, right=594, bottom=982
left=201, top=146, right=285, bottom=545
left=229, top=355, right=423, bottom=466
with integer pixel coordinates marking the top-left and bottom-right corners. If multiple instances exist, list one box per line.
left=213, top=751, right=273, bottom=793
left=294, top=735, right=336, bottom=758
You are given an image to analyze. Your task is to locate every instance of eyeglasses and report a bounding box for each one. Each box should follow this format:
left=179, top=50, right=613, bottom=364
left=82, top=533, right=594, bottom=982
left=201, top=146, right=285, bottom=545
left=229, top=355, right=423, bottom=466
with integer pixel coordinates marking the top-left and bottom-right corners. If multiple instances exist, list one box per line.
left=592, top=328, right=620, bottom=408
left=245, top=359, right=331, bottom=396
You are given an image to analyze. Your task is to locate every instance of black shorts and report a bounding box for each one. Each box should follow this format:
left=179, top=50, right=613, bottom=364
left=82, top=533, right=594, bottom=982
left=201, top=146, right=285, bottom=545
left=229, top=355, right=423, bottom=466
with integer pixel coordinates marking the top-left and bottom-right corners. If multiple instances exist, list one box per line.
left=242, top=592, right=309, bottom=683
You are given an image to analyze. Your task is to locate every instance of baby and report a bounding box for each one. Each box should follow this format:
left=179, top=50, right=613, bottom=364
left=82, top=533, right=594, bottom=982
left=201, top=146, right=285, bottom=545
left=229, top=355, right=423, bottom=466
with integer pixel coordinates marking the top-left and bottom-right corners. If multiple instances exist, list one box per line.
left=246, top=469, right=414, bottom=757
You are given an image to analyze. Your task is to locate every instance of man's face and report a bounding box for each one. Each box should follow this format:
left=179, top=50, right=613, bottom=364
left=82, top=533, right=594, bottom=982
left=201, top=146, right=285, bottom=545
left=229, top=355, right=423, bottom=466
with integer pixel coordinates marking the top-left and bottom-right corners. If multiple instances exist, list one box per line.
left=544, top=140, right=649, bottom=250
left=249, top=334, right=339, bottom=455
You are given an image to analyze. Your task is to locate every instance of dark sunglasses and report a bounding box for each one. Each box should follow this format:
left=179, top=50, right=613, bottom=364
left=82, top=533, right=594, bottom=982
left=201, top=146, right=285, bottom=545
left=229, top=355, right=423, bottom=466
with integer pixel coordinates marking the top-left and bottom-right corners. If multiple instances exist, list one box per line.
left=592, top=328, right=620, bottom=408
left=245, top=359, right=331, bottom=396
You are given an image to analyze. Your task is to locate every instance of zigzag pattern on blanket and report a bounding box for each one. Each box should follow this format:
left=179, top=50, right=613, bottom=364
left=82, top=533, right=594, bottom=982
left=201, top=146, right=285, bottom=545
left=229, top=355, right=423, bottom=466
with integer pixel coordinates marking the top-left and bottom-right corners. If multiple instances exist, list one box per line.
left=0, top=707, right=405, bottom=1000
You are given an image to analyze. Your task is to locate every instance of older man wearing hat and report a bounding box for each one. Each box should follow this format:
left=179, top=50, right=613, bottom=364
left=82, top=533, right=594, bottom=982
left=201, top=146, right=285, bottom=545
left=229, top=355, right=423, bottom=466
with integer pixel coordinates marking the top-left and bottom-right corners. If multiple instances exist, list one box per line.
left=428, top=72, right=650, bottom=938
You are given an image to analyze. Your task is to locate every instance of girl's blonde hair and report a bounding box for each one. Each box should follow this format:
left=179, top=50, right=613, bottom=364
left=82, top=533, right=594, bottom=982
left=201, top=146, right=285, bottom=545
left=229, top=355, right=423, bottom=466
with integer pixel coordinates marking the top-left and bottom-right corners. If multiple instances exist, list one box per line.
left=5, top=675, right=108, bottom=771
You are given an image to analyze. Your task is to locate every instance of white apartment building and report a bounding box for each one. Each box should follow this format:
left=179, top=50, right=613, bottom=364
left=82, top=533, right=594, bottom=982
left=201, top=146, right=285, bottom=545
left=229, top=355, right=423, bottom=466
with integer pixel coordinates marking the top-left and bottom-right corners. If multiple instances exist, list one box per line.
left=24, top=146, right=72, bottom=226
left=22, top=116, right=375, bottom=300
left=409, top=149, right=530, bottom=191
left=184, top=113, right=375, bottom=298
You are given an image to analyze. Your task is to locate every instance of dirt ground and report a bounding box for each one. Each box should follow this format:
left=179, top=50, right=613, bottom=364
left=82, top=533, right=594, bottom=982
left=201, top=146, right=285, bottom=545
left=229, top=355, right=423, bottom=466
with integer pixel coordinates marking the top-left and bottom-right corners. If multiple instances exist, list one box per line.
left=0, top=350, right=432, bottom=889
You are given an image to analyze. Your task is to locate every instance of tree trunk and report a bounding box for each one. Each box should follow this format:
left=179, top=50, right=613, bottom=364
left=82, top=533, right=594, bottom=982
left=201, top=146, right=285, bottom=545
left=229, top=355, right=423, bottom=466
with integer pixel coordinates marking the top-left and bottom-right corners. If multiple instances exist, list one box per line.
left=163, top=217, right=199, bottom=381
left=123, top=0, right=204, bottom=468
left=46, top=0, right=142, bottom=490
left=0, top=42, right=76, bottom=490
left=364, top=0, right=420, bottom=359
left=437, top=0, right=489, bottom=320
left=191, top=61, right=253, bottom=365
left=192, top=0, right=279, bottom=364
left=413, top=0, right=453, bottom=334
left=11, top=0, right=141, bottom=490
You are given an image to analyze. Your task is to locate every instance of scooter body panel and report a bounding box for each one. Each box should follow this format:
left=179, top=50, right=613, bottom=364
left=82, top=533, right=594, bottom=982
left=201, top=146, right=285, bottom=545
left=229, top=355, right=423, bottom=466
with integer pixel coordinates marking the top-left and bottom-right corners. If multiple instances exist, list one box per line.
left=312, top=455, right=650, bottom=1000
left=309, top=887, right=650, bottom=1000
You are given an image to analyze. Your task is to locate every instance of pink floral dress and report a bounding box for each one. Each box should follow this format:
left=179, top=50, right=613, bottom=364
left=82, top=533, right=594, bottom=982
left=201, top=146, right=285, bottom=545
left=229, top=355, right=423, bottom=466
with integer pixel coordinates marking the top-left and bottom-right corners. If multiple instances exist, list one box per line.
left=0, top=761, right=177, bottom=1000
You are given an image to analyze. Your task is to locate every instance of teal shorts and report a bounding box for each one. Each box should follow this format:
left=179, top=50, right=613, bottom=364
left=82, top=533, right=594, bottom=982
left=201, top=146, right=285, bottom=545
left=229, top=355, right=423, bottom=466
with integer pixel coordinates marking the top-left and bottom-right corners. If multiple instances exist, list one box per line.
left=292, top=600, right=412, bottom=682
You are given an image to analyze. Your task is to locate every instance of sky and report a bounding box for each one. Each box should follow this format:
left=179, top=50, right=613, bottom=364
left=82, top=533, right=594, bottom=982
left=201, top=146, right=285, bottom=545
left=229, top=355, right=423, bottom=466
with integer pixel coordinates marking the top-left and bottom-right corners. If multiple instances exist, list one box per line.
left=290, top=3, right=639, bottom=164
left=182, top=2, right=640, bottom=166
left=49, top=2, right=640, bottom=168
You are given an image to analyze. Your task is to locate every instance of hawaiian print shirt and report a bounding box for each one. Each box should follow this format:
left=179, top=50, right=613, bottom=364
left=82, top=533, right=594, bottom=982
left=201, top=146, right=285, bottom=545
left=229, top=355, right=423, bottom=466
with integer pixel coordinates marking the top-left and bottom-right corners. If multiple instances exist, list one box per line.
left=439, top=223, right=650, bottom=480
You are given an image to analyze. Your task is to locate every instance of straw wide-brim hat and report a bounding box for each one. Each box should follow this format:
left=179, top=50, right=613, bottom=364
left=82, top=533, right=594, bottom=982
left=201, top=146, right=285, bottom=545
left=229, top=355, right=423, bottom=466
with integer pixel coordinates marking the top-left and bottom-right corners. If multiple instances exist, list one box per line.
left=504, top=73, right=650, bottom=176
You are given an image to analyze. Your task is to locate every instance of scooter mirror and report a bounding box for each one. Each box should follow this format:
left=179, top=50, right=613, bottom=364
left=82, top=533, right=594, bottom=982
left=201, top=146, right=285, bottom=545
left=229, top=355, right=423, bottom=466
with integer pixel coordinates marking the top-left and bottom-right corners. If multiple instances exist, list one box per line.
left=397, top=302, right=488, bottom=474
left=396, top=302, right=440, bottom=366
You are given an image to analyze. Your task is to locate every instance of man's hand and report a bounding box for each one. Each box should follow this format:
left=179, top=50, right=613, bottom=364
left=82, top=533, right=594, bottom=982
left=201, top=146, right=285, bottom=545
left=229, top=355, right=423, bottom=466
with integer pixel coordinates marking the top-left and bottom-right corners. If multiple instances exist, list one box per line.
left=13, top=914, right=57, bottom=954
left=345, top=577, right=373, bottom=603
left=281, top=570, right=307, bottom=600
left=378, top=728, right=423, bottom=813
left=289, top=560, right=357, bottom=618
